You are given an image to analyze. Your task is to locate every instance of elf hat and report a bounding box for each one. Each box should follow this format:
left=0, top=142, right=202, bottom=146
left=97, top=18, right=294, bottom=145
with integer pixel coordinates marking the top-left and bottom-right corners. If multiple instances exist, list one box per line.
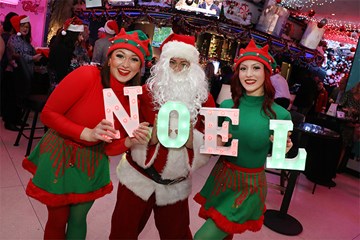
left=234, top=39, right=276, bottom=73
left=160, top=33, right=199, bottom=63
left=10, top=15, right=30, bottom=36
left=61, top=17, right=84, bottom=36
left=107, top=28, right=152, bottom=65
left=104, top=20, right=119, bottom=35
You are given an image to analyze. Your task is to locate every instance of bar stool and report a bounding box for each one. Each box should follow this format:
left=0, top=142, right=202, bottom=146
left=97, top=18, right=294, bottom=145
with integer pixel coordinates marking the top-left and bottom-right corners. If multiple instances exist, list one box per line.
left=14, top=94, right=48, bottom=156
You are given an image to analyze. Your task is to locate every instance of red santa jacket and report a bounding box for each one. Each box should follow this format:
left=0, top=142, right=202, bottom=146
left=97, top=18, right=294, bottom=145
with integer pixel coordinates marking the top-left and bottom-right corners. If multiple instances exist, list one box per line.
left=115, top=84, right=215, bottom=205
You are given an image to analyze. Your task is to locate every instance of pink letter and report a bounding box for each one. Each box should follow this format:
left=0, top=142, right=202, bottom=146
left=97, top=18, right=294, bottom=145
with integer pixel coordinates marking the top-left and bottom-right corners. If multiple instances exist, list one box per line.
left=103, top=87, right=142, bottom=138
left=199, top=107, right=239, bottom=157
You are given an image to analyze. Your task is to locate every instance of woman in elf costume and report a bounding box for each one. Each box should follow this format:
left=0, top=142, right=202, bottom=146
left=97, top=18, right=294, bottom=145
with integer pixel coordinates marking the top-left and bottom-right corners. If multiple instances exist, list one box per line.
left=22, top=28, right=152, bottom=239
left=194, top=39, right=293, bottom=239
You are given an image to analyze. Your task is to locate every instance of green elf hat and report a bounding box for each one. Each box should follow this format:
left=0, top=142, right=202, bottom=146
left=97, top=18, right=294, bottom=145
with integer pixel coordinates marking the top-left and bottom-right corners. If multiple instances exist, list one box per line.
left=107, top=28, right=152, bottom=65
left=126, top=29, right=153, bottom=62
left=234, top=39, right=277, bottom=74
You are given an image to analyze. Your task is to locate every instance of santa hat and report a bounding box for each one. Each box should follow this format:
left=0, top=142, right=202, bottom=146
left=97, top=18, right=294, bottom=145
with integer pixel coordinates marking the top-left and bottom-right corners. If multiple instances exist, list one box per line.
left=234, top=39, right=276, bottom=73
left=104, top=20, right=119, bottom=35
left=61, top=17, right=84, bottom=36
left=160, top=33, right=199, bottom=63
left=98, top=27, right=105, bottom=32
left=10, top=15, right=30, bottom=36
left=107, top=28, right=152, bottom=65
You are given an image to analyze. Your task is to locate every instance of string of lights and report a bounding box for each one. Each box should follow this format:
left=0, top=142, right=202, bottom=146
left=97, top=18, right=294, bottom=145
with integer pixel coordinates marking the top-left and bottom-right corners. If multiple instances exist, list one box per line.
left=280, top=0, right=336, bottom=9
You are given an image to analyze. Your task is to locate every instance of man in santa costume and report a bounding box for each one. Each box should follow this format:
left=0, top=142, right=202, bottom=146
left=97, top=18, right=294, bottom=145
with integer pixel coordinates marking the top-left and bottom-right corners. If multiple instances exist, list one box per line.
left=109, top=33, right=216, bottom=239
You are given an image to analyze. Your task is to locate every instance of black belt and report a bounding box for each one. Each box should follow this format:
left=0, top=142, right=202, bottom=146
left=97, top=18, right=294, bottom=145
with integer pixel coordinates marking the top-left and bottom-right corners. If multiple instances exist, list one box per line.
left=127, top=157, right=187, bottom=185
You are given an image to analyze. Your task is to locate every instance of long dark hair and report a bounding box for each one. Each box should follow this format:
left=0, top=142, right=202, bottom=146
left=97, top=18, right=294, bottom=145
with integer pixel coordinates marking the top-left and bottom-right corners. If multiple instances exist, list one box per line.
left=53, top=31, right=80, bottom=50
left=100, top=51, right=141, bottom=88
left=3, top=12, right=17, bottom=33
left=230, top=65, right=277, bottom=119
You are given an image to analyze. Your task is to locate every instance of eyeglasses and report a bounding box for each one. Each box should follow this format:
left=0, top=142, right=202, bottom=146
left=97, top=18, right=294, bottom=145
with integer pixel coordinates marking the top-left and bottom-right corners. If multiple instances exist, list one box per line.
left=169, top=58, right=190, bottom=72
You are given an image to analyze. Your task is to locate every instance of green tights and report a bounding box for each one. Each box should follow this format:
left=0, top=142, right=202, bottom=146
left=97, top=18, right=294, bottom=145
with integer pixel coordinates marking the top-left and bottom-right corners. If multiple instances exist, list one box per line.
left=194, top=218, right=228, bottom=240
left=66, top=201, right=94, bottom=239
left=45, top=201, right=94, bottom=240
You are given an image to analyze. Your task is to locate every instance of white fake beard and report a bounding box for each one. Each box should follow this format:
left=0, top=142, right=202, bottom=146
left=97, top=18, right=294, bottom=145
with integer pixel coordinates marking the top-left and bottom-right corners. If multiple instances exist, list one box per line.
left=147, top=59, right=209, bottom=123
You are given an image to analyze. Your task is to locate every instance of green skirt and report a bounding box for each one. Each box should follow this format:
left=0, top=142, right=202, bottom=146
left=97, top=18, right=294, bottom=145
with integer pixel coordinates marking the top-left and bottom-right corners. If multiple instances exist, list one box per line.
left=194, top=158, right=267, bottom=234
left=23, top=129, right=113, bottom=206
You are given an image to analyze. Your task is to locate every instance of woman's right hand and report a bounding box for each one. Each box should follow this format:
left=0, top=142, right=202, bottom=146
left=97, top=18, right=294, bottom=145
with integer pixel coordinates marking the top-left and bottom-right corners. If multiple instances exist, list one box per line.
left=33, top=53, right=42, bottom=62
left=125, top=122, right=151, bottom=148
left=80, top=119, right=118, bottom=143
left=216, top=133, right=232, bottom=146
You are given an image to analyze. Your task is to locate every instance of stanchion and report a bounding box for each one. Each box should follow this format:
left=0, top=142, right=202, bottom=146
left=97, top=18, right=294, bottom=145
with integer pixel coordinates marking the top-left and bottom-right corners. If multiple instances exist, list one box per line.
left=264, top=170, right=303, bottom=236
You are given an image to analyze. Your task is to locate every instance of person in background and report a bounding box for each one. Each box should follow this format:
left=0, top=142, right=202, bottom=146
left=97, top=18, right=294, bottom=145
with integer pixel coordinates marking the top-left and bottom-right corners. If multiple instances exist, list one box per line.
left=213, top=65, right=234, bottom=106
left=4, top=15, right=42, bottom=131
left=198, top=0, right=221, bottom=16
left=22, top=28, right=152, bottom=240
left=220, top=65, right=233, bottom=85
left=1, top=12, right=18, bottom=121
left=97, top=27, right=106, bottom=39
left=194, top=39, right=293, bottom=239
left=92, top=20, right=119, bottom=66
left=270, top=65, right=291, bottom=109
left=314, top=80, right=328, bottom=114
left=337, top=82, right=360, bottom=171
left=293, top=73, right=317, bottom=117
left=109, top=33, right=215, bottom=240
left=73, top=22, right=92, bottom=64
left=329, top=76, right=347, bottom=105
left=0, top=35, right=4, bottom=62
left=48, top=17, right=85, bottom=91
left=205, top=61, right=220, bottom=102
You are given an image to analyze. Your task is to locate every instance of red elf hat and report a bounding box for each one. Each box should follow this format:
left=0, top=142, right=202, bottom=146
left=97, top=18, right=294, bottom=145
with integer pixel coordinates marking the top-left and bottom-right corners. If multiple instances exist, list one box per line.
left=107, top=28, right=152, bottom=65
left=234, top=39, right=276, bottom=73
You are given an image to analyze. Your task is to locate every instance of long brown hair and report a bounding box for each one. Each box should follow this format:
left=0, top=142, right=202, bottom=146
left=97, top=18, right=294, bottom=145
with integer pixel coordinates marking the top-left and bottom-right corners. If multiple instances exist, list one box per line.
left=100, top=51, right=141, bottom=88
left=230, top=65, right=277, bottom=119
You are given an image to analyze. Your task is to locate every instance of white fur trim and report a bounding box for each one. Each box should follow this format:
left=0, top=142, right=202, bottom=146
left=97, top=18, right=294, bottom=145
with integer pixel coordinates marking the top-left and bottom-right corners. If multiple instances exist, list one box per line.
left=67, top=24, right=84, bottom=32
left=131, top=142, right=160, bottom=168
left=20, top=16, right=30, bottom=24
left=130, top=127, right=159, bottom=168
left=116, top=154, right=192, bottom=206
left=190, top=129, right=212, bottom=170
left=161, top=41, right=199, bottom=63
left=104, top=23, right=115, bottom=35
left=161, top=147, right=189, bottom=179
left=130, top=143, right=147, bottom=167
left=155, top=176, right=191, bottom=206
left=116, top=155, right=155, bottom=201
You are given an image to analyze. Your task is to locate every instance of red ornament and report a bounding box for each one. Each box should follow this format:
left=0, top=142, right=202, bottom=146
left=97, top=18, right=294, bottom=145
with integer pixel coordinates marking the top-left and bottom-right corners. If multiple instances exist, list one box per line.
left=276, top=0, right=281, bottom=3
left=350, top=47, right=356, bottom=52
left=308, top=9, right=315, bottom=17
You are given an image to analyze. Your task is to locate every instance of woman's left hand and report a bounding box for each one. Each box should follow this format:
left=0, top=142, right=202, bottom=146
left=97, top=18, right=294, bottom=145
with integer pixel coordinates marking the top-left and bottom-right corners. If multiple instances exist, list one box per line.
left=269, top=133, right=293, bottom=154
left=80, top=119, right=117, bottom=143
